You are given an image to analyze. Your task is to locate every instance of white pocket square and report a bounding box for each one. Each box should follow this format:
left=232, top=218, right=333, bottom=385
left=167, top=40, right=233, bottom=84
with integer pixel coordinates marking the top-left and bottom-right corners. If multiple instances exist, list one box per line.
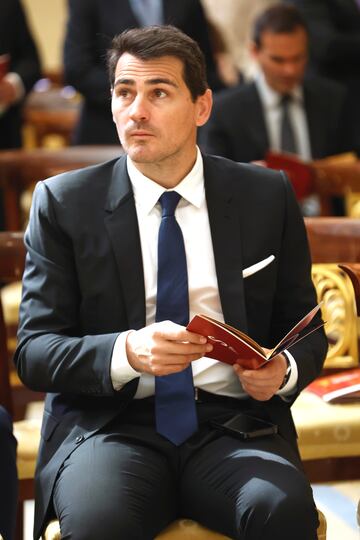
left=242, top=255, right=275, bottom=278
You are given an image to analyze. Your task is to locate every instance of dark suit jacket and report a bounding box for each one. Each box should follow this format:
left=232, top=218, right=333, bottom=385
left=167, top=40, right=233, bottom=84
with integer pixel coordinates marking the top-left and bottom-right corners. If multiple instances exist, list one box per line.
left=0, top=0, right=41, bottom=149
left=200, top=78, right=352, bottom=162
left=15, top=154, right=327, bottom=539
left=0, top=407, right=17, bottom=540
left=63, top=0, right=221, bottom=144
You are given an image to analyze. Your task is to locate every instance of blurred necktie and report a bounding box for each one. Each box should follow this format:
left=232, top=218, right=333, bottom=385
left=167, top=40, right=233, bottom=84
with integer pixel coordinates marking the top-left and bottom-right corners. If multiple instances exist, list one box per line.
left=155, top=191, right=198, bottom=445
left=280, top=94, right=297, bottom=154
left=129, top=0, right=164, bottom=26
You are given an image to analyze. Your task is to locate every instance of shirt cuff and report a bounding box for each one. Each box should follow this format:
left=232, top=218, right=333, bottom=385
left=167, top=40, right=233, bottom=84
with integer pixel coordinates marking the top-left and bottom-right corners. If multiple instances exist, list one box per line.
left=276, top=350, right=298, bottom=397
left=110, top=330, right=140, bottom=391
left=4, top=72, right=25, bottom=102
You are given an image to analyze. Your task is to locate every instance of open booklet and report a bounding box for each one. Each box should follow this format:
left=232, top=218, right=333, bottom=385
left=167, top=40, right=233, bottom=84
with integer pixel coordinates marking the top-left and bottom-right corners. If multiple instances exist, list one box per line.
left=186, top=303, right=324, bottom=369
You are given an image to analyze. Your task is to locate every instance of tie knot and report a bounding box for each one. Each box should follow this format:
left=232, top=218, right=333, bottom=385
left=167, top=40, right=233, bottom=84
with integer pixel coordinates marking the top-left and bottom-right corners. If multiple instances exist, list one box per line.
left=159, top=191, right=181, bottom=217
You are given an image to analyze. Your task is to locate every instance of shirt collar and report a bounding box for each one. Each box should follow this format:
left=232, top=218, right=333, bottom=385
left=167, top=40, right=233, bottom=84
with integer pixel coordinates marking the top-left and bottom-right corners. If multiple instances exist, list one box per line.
left=255, top=70, right=304, bottom=110
left=127, top=146, right=205, bottom=214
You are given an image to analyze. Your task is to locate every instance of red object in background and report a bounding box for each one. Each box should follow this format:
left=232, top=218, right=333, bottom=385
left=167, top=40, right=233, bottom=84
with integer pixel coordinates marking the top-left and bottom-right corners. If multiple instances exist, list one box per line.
left=307, top=368, right=360, bottom=403
left=265, top=151, right=314, bottom=201
left=0, top=54, right=10, bottom=80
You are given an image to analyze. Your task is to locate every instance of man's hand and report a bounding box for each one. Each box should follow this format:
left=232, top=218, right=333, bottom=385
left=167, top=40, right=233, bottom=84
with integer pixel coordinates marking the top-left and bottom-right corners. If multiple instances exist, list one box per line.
left=233, top=350, right=288, bottom=401
left=0, top=79, right=17, bottom=106
left=126, top=320, right=213, bottom=376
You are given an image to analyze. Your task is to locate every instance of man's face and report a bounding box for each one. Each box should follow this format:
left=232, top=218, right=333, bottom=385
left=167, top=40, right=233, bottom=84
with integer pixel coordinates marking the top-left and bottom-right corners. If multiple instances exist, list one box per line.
left=252, top=27, right=308, bottom=95
left=111, top=53, right=211, bottom=177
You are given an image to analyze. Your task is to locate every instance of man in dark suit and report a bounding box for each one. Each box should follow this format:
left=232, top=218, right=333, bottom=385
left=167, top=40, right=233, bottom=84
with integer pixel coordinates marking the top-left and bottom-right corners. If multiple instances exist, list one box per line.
left=0, top=407, right=18, bottom=540
left=0, top=0, right=41, bottom=150
left=0, top=0, right=41, bottom=229
left=201, top=4, right=352, bottom=163
left=63, top=0, right=223, bottom=145
left=16, top=26, right=327, bottom=540
left=285, top=0, right=360, bottom=155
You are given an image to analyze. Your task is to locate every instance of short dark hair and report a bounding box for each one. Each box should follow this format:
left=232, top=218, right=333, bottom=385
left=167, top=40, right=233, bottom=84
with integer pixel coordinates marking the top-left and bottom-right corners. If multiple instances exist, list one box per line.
left=252, top=4, right=308, bottom=47
left=107, top=25, right=208, bottom=101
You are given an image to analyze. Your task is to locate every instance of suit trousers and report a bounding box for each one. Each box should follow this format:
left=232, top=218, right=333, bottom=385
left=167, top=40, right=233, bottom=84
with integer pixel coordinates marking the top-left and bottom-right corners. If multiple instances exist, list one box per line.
left=52, top=397, right=318, bottom=540
left=0, top=407, right=18, bottom=540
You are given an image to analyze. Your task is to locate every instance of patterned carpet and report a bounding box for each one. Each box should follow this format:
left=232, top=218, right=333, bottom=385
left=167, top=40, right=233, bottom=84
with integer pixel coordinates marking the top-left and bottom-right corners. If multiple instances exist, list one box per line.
left=312, top=481, right=360, bottom=540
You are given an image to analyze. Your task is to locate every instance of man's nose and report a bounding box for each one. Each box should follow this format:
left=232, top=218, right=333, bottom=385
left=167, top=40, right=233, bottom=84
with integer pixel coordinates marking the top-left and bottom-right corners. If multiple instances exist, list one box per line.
left=283, top=61, right=298, bottom=77
left=129, top=95, right=150, bottom=122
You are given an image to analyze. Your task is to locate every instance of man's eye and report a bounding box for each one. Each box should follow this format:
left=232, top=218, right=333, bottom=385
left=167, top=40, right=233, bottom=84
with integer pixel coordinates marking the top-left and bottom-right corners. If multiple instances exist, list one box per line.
left=154, top=89, right=167, bottom=98
left=116, top=89, right=130, bottom=98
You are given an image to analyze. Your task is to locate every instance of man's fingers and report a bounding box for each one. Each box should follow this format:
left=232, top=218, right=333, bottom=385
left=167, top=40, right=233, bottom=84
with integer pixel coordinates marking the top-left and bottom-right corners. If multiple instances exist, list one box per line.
left=150, top=339, right=212, bottom=357
left=153, top=321, right=210, bottom=345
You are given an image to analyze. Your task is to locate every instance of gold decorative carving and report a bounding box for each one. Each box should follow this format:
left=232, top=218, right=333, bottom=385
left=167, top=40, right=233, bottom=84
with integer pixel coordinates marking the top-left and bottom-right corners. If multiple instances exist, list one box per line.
left=345, top=188, right=360, bottom=218
left=312, top=264, right=358, bottom=368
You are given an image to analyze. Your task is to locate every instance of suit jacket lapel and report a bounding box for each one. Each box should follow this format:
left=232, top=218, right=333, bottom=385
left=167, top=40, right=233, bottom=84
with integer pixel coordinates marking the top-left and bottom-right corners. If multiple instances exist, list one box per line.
left=104, top=155, right=247, bottom=333
left=203, top=156, right=248, bottom=333
left=104, top=156, right=146, bottom=330
left=248, top=83, right=269, bottom=155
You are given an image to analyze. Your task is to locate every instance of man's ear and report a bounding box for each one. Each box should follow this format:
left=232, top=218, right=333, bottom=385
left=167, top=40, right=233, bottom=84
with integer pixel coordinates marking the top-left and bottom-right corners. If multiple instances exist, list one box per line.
left=195, top=88, right=213, bottom=127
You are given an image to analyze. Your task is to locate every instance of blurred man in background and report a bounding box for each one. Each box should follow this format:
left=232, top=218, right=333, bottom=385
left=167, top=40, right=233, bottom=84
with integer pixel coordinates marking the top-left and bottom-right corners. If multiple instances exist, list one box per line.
left=0, top=0, right=41, bottom=228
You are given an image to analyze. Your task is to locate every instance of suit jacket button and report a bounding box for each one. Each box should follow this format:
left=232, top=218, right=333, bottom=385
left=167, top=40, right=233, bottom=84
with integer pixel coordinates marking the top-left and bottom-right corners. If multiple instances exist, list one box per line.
left=75, top=435, right=84, bottom=444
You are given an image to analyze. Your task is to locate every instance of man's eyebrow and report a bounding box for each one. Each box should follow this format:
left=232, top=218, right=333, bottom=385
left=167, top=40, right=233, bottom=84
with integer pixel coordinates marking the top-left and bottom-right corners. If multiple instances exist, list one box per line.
left=113, top=77, right=178, bottom=88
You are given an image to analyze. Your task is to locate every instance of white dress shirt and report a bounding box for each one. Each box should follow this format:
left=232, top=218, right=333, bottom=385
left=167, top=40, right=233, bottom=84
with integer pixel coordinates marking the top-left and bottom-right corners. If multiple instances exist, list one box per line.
left=0, top=72, right=25, bottom=116
left=255, top=71, right=312, bottom=161
left=110, top=148, right=298, bottom=397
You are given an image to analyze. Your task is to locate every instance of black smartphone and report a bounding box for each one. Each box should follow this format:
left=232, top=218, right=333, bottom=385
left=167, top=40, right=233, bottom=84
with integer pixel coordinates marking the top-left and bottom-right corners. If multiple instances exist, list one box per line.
left=211, top=413, right=278, bottom=440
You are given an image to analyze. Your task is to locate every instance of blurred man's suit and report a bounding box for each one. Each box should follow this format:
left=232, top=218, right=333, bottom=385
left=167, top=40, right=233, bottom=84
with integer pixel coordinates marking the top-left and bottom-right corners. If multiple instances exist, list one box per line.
left=0, top=0, right=41, bottom=149
left=0, top=0, right=41, bottom=229
left=201, top=77, right=351, bottom=162
left=0, top=406, right=18, bottom=540
left=286, top=0, right=360, bottom=154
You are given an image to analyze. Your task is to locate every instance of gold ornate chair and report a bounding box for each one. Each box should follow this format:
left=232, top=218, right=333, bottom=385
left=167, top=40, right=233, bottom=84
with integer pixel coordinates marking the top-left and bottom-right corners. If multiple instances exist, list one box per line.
left=0, top=232, right=41, bottom=540
left=0, top=145, right=122, bottom=230
left=42, top=513, right=327, bottom=540
left=293, top=218, right=360, bottom=482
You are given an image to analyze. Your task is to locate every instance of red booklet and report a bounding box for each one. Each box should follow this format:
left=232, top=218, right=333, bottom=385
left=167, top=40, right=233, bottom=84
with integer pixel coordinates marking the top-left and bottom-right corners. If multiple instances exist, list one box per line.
left=186, top=303, right=323, bottom=369
left=306, top=368, right=360, bottom=403
left=0, top=54, right=10, bottom=80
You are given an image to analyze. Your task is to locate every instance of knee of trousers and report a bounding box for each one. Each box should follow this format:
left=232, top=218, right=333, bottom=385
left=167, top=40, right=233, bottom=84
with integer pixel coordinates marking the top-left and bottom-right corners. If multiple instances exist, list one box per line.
left=237, top=477, right=318, bottom=539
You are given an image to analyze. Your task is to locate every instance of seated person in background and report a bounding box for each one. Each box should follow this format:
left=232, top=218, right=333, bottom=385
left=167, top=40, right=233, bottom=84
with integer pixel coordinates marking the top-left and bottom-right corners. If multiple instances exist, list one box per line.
left=63, top=0, right=225, bottom=145
left=0, top=0, right=41, bottom=150
left=16, top=25, right=327, bottom=540
left=0, top=0, right=41, bottom=229
left=285, top=0, right=360, bottom=156
left=200, top=4, right=353, bottom=166
left=0, top=406, right=18, bottom=540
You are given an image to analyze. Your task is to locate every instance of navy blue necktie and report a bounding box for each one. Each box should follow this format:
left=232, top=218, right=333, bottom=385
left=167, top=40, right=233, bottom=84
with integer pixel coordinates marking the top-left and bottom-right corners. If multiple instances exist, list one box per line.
left=155, top=191, right=198, bottom=445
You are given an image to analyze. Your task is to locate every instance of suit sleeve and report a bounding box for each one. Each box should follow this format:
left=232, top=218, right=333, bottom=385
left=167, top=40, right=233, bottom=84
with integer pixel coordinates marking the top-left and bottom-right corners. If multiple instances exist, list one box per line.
left=63, top=0, right=110, bottom=104
left=271, top=173, right=328, bottom=395
left=178, top=0, right=223, bottom=91
left=200, top=101, right=234, bottom=159
left=14, top=181, right=120, bottom=396
left=9, top=0, right=41, bottom=93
